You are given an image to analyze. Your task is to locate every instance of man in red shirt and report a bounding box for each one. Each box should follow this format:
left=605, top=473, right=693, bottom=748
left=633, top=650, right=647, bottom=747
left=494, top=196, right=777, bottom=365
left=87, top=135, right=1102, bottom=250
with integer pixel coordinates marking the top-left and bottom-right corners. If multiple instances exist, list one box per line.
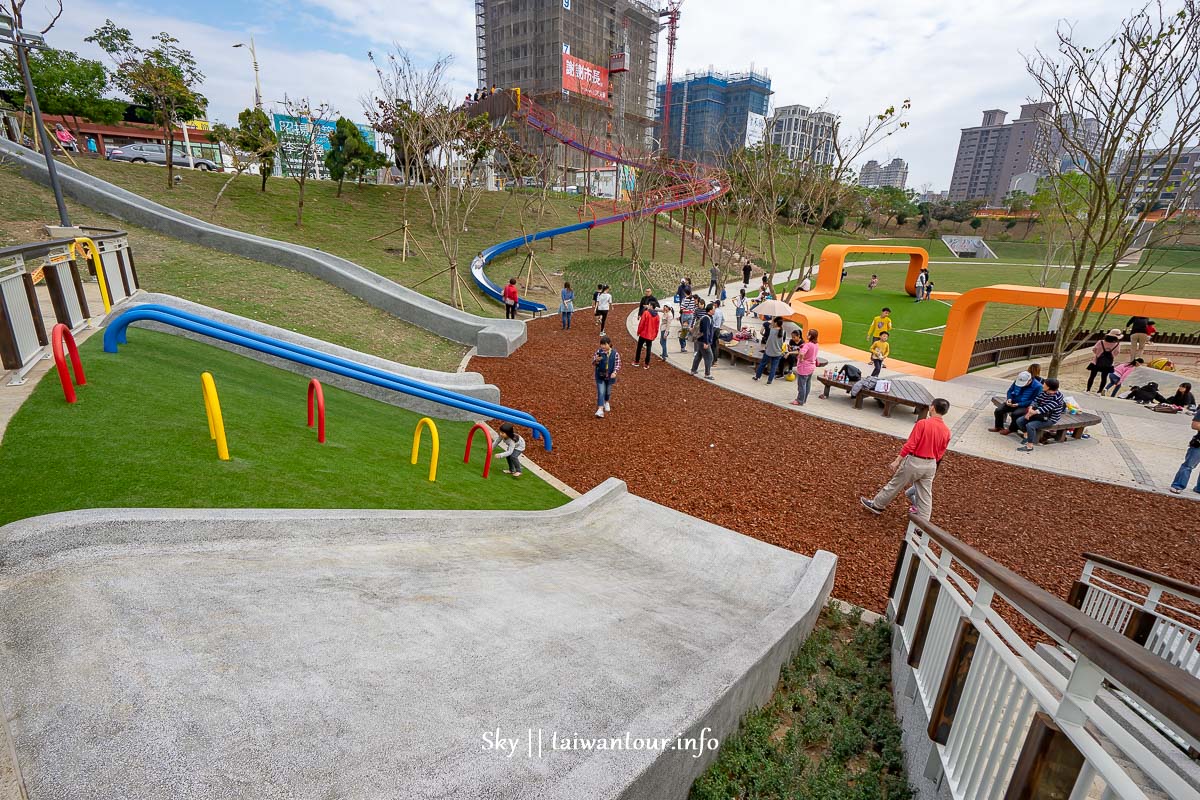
left=860, top=397, right=951, bottom=520
left=502, top=278, right=520, bottom=319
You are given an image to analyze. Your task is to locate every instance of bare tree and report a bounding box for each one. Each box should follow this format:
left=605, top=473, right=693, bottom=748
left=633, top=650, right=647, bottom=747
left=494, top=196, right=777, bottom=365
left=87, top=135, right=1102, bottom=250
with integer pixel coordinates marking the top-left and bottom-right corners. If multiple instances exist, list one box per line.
left=781, top=100, right=911, bottom=301
left=3, top=0, right=63, bottom=34
left=367, top=49, right=513, bottom=310
left=1027, top=1, right=1200, bottom=376
left=275, top=96, right=335, bottom=226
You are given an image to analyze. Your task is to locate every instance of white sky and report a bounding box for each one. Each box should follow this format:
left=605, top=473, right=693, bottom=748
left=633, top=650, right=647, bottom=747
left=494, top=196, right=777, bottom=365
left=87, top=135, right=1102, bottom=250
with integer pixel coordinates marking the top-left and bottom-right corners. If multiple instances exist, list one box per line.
left=25, top=0, right=1143, bottom=189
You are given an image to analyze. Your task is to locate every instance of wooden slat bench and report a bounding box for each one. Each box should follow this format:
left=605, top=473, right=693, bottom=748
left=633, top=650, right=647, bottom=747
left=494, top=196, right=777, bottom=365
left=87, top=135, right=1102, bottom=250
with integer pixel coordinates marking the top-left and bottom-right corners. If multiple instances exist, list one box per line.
left=819, top=376, right=936, bottom=419
left=990, top=396, right=1102, bottom=443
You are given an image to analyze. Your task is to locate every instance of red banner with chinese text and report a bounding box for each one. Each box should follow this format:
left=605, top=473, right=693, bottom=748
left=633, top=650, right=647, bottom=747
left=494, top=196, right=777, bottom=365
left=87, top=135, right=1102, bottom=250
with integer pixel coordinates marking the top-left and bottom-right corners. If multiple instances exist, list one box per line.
left=562, top=53, right=609, bottom=103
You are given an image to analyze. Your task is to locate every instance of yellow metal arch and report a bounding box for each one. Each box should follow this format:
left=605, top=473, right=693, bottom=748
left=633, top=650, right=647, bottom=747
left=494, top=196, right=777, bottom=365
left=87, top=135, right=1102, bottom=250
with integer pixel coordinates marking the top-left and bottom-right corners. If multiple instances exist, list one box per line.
left=200, top=371, right=231, bottom=461
left=411, top=416, right=440, bottom=482
left=71, top=237, right=111, bottom=314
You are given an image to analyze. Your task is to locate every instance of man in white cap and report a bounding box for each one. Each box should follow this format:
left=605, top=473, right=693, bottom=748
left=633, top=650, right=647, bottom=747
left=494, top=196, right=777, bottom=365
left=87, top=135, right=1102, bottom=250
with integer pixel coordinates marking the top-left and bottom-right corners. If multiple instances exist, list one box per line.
left=989, top=369, right=1043, bottom=435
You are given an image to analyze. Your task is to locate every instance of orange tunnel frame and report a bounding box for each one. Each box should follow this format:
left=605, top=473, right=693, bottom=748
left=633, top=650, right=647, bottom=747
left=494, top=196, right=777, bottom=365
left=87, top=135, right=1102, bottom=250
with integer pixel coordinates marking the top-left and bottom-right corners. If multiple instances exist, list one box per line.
left=933, top=285, right=1200, bottom=381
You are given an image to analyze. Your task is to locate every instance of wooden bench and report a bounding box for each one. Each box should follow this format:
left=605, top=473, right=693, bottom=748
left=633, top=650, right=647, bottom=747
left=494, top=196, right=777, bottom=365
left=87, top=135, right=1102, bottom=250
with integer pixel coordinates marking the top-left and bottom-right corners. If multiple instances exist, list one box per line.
left=990, top=396, right=1102, bottom=443
left=718, top=339, right=828, bottom=371
left=818, top=376, right=935, bottom=419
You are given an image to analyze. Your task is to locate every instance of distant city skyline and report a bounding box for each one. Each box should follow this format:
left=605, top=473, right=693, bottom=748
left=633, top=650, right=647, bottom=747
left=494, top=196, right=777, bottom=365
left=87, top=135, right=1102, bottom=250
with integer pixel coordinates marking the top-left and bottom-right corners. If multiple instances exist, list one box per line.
left=18, top=0, right=1143, bottom=189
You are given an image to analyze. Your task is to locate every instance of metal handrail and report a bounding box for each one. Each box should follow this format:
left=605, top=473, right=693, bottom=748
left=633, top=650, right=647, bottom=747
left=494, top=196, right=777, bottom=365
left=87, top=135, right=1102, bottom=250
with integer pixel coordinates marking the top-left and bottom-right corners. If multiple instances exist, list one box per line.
left=908, top=513, right=1200, bottom=743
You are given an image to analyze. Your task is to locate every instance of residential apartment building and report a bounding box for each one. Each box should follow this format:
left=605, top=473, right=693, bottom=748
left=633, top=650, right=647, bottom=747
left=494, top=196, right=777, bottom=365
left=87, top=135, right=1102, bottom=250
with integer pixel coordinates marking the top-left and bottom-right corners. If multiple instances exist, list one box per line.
left=948, top=103, right=1055, bottom=204
left=474, top=0, right=660, bottom=165
left=1119, top=144, right=1200, bottom=212
left=859, top=157, right=908, bottom=189
left=654, top=68, right=772, bottom=163
left=768, top=104, right=837, bottom=166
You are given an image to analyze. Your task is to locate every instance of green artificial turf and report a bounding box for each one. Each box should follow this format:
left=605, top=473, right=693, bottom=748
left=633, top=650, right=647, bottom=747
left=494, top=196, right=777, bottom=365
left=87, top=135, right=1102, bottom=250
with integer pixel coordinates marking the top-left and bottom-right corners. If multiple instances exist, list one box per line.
left=0, top=330, right=566, bottom=527
left=807, top=282, right=949, bottom=367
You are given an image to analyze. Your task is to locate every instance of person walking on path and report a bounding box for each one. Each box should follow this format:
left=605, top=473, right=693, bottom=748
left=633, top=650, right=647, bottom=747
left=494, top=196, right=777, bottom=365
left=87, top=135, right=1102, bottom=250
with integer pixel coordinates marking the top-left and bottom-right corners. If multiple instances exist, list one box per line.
left=690, top=303, right=716, bottom=380
left=791, top=329, right=819, bottom=406
left=1017, top=378, right=1065, bottom=451
left=1168, top=407, right=1200, bottom=494
left=1127, top=316, right=1151, bottom=360
left=860, top=398, right=951, bottom=519
left=494, top=423, right=525, bottom=477
left=638, top=287, right=658, bottom=316
left=989, top=370, right=1042, bottom=434
left=559, top=282, right=575, bottom=330
left=595, top=285, right=613, bottom=332
left=593, top=335, right=619, bottom=417
left=658, top=305, right=674, bottom=361
left=1086, top=330, right=1122, bottom=392
left=742, top=260, right=752, bottom=286
left=502, top=278, right=520, bottom=320
left=753, top=317, right=786, bottom=384
left=708, top=264, right=721, bottom=296
left=733, top=288, right=747, bottom=331
left=869, top=332, right=890, bottom=377
left=678, top=290, right=698, bottom=352
left=635, top=305, right=661, bottom=368
left=711, top=302, right=725, bottom=344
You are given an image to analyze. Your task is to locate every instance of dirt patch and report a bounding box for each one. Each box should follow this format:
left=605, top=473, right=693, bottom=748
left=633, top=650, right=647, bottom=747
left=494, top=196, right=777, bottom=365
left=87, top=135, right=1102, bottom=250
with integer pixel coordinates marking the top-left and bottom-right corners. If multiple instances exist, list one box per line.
left=472, top=305, right=1200, bottom=614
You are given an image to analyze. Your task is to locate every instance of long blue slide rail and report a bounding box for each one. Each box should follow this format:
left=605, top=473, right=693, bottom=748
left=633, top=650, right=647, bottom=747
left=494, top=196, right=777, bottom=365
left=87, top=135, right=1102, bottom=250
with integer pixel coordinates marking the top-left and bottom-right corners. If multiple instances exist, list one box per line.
left=103, top=307, right=552, bottom=449
left=469, top=92, right=727, bottom=314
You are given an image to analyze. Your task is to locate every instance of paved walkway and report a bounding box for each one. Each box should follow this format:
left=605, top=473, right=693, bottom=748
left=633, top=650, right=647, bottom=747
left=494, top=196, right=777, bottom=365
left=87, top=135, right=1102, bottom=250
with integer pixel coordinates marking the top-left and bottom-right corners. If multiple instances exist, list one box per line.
left=629, top=272, right=1199, bottom=498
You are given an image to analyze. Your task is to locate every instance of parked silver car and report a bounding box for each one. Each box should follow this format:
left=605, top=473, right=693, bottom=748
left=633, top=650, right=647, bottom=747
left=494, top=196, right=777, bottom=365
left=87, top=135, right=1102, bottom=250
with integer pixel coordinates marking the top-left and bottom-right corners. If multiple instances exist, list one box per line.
left=105, top=142, right=219, bottom=171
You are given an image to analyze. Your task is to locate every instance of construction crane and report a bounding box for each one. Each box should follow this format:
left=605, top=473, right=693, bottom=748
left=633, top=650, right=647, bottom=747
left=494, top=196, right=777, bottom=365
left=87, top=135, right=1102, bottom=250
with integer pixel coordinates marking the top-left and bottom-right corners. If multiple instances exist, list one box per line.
left=658, top=0, right=682, bottom=159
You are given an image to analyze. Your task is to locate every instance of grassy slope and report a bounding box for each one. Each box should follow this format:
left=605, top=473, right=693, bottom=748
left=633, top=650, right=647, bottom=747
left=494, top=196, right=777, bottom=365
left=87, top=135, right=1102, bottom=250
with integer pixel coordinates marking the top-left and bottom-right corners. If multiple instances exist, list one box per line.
left=63, top=158, right=708, bottom=310
left=0, top=164, right=467, bottom=371
left=0, top=331, right=565, bottom=526
left=690, top=605, right=909, bottom=800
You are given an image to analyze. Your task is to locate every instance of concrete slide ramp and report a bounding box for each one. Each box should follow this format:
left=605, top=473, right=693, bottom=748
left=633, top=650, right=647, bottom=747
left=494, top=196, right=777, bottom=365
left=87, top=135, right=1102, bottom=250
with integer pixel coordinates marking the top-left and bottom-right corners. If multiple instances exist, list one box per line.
left=0, top=480, right=835, bottom=800
left=0, top=137, right=524, bottom=356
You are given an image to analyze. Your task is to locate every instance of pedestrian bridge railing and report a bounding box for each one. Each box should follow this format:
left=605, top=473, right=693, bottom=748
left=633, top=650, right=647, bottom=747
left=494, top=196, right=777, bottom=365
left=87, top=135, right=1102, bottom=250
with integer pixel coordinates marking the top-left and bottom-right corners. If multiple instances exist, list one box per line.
left=890, top=515, right=1200, bottom=800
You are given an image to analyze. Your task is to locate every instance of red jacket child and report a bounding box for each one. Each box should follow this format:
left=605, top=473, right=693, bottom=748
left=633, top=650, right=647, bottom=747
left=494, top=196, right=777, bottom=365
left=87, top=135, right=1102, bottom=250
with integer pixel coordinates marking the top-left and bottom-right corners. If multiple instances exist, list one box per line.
left=502, top=282, right=519, bottom=305
left=636, top=307, right=661, bottom=340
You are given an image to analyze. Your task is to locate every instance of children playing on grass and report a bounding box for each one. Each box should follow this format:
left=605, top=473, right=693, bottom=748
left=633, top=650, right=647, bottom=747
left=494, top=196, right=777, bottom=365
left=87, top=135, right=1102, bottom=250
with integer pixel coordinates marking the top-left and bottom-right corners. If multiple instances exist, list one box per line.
left=495, top=423, right=525, bottom=477
left=868, top=307, right=893, bottom=342
left=867, top=274, right=878, bottom=290
left=870, top=331, right=890, bottom=376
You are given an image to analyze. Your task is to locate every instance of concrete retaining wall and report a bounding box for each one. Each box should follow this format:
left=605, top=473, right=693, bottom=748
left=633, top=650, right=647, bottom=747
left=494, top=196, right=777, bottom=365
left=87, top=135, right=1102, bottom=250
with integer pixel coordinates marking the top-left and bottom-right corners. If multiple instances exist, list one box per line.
left=0, top=137, right=525, bottom=356
left=123, top=293, right=500, bottom=421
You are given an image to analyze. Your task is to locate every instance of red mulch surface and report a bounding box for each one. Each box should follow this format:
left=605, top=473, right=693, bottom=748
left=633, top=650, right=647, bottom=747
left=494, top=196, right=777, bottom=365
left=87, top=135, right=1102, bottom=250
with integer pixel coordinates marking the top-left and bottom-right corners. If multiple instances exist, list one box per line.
left=472, top=305, right=1199, bottom=614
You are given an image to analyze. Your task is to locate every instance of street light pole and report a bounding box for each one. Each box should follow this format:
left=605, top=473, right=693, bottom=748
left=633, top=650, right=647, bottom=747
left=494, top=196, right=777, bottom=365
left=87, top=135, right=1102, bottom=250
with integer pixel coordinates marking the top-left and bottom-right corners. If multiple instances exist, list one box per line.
left=1, top=13, right=70, bottom=226
left=233, top=38, right=264, bottom=111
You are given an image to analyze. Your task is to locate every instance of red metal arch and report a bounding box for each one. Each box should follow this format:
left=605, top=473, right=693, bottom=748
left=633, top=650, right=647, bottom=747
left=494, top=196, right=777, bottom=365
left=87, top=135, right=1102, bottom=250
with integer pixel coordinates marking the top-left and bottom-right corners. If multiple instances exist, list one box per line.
left=464, top=423, right=494, bottom=478
left=307, top=378, right=326, bottom=443
left=52, top=323, right=85, bottom=403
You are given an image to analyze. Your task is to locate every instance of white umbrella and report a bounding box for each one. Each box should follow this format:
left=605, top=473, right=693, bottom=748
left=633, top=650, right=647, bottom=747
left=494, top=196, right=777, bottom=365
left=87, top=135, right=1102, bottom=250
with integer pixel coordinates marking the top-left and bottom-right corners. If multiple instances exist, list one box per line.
left=751, top=298, right=795, bottom=318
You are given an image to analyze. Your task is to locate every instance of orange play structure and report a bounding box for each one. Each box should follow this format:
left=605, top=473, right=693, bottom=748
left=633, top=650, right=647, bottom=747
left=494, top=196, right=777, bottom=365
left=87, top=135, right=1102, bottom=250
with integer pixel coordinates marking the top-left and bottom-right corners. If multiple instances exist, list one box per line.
left=933, top=286, right=1200, bottom=381
left=785, top=245, right=935, bottom=377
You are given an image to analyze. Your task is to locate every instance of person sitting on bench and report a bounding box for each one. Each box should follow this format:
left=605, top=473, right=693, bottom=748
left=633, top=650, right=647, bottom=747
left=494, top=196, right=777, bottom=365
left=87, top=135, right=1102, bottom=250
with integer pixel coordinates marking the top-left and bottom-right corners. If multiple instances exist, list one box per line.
left=1017, top=378, right=1065, bottom=451
left=990, top=370, right=1042, bottom=435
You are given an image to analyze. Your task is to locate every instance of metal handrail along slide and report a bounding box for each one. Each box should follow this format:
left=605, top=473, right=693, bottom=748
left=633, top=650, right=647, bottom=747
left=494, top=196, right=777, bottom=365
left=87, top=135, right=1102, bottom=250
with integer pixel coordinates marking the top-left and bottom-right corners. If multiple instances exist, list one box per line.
left=468, top=90, right=730, bottom=313
left=103, top=306, right=552, bottom=449
left=890, top=514, right=1200, bottom=799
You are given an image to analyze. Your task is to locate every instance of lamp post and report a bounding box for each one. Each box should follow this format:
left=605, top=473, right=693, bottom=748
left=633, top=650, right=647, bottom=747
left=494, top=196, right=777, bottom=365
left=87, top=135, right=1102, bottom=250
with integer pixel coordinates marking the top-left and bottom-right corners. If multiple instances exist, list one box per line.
left=0, top=12, right=70, bottom=226
left=232, top=38, right=263, bottom=111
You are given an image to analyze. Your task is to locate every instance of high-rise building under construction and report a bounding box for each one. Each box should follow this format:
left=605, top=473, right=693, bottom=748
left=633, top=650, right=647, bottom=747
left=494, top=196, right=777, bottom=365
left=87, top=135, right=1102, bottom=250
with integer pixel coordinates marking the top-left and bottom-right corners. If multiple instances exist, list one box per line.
left=475, top=0, right=660, bottom=170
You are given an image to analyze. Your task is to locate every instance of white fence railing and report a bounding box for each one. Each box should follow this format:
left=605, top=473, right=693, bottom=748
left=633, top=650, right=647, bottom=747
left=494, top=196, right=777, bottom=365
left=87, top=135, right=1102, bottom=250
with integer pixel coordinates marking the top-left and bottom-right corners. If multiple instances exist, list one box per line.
left=891, top=517, right=1200, bottom=800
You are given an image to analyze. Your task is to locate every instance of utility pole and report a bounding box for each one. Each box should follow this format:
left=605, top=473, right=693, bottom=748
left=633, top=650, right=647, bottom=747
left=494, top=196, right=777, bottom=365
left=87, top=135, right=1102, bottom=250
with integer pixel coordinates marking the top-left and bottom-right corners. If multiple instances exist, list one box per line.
left=1, top=12, right=70, bottom=226
left=233, top=38, right=264, bottom=111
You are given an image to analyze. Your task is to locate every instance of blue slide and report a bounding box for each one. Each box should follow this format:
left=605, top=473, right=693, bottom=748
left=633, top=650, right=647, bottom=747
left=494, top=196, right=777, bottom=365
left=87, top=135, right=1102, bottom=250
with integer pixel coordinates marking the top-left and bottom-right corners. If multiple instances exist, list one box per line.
left=103, top=305, right=552, bottom=449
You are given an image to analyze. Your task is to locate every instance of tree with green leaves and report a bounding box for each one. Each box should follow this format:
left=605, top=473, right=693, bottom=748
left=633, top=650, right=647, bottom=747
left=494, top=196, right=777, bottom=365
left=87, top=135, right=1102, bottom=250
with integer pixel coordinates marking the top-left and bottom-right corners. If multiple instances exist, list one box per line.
left=208, top=107, right=278, bottom=211
left=86, top=20, right=205, bottom=189
left=324, top=117, right=362, bottom=196
left=0, top=47, right=124, bottom=144
left=236, top=107, right=276, bottom=192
